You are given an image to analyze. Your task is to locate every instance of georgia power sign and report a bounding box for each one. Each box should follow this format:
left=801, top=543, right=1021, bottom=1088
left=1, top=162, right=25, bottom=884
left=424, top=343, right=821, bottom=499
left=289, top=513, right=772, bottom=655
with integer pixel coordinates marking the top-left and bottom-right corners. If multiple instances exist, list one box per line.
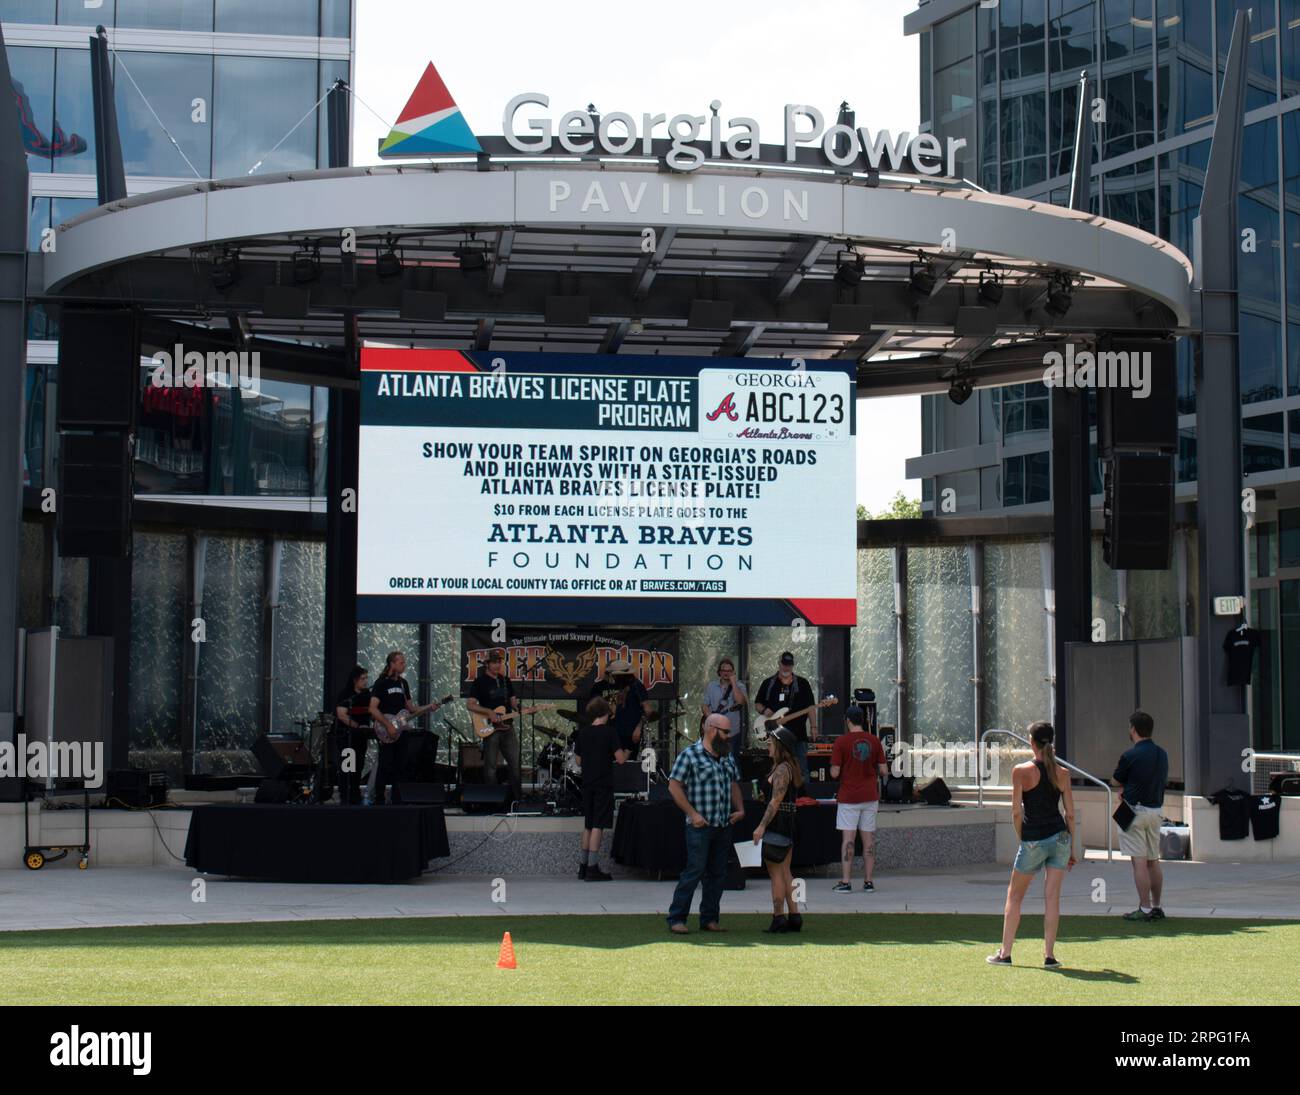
left=380, top=61, right=966, bottom=179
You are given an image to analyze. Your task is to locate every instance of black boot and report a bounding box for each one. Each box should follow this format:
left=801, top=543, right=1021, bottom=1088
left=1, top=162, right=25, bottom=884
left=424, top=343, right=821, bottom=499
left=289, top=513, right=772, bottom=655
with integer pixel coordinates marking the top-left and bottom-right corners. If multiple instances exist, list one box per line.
left=578, top=863, right=588, bottom=880
left=764, top=914, right=788, bottom=934
left=784, top=913, right=803, bottom=933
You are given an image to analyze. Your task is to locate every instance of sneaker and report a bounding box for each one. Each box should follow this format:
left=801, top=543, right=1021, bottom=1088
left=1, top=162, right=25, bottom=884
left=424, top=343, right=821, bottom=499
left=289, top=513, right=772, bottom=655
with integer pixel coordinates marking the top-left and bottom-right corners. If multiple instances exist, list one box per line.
left=985, top=952, right=1012, bottom=965
left=831, top=882, right=853, bottom=894
left=1123, top=908, right=1153, bottom=921
left=1044, top=956, right=1062, bottom=969
left=863, top=880, right=875, bottom=892
left=1149, top=906, right=1166, bottom=920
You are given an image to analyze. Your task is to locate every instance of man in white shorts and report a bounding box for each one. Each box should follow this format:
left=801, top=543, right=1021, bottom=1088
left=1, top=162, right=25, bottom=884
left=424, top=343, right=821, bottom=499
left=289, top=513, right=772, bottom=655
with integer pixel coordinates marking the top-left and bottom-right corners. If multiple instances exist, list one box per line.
left=830, top=706, right=889, bottom=893
left=1113, top=710, right=1170, bottom=921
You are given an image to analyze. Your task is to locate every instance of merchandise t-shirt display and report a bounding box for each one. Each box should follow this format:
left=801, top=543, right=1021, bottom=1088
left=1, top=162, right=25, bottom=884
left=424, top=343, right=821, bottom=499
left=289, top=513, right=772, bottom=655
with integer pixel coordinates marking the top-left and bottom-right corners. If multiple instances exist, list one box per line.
left=832, top=730, right=887, bottom=804
left=334, top=687, right=371, bottom=730
left=471, top=668, right=515, bottom=713
left=1207, top=788, right=1251, bottom=841
left=757, top=674, right=815, bottom=742
left=1250, top=793, right=1281, bottom=841
left=576, top=721, right=622, bottom=787
left=1223, top=625, right=1261, bottom=687
left=371, top=674, right=411, bottom=716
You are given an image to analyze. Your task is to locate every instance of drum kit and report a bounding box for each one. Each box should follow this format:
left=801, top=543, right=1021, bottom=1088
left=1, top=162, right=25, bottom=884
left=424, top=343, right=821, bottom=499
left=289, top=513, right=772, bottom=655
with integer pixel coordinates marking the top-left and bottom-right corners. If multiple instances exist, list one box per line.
left=534, top=708, right=583, bottom=806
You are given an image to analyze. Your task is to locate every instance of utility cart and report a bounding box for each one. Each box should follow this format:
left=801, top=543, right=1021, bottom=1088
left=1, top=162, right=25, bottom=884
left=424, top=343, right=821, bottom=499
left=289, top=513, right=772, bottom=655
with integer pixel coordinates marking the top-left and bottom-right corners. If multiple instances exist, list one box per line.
left=22, top=781, right=90, bottom=870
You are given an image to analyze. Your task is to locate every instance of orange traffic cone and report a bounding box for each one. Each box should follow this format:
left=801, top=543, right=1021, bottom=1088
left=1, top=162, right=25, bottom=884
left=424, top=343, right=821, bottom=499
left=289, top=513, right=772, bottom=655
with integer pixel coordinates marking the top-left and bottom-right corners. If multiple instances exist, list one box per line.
left=496, top=931, right=517, bottom=970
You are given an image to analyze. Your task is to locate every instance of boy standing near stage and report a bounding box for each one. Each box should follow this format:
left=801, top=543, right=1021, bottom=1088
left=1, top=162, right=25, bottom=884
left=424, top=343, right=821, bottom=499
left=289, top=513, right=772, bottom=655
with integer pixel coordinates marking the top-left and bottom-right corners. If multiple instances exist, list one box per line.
left=830, top=705, right=888, bottom=893
left=575, top=696, right=627, bottom=881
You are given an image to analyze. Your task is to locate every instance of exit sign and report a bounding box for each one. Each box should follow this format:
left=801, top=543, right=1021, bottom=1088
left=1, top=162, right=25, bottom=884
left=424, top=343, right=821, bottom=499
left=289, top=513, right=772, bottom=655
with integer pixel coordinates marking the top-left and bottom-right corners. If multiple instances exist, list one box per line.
left=1214, top=596, right=1245, bottom=617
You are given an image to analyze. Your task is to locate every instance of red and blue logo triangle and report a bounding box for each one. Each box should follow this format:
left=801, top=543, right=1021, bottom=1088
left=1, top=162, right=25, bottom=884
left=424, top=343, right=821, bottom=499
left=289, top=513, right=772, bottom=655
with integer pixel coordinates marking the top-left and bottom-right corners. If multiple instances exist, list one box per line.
left=379, top=62, right=481, bottom=157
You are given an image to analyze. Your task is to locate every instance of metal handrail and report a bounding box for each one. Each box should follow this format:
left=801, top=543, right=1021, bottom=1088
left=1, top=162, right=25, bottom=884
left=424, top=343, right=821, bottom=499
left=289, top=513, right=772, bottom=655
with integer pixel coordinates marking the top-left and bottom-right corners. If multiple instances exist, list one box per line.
left=977, top=727, right=1113, bottom=862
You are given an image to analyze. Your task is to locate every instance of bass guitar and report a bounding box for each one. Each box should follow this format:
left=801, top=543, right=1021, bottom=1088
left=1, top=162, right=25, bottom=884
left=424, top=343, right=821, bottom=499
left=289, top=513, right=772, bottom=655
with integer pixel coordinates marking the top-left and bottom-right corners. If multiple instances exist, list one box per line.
left=471, top=704, right=556, bottom=740
left=373, top=694, right=456, bottom=745
left=751, top=695, right=839, bottom=741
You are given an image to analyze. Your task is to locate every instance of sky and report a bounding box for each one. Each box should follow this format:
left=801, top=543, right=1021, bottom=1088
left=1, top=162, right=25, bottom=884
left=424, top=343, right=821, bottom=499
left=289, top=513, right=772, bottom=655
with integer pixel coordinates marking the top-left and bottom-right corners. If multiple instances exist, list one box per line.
left=351, top=0, right=923, bottom=514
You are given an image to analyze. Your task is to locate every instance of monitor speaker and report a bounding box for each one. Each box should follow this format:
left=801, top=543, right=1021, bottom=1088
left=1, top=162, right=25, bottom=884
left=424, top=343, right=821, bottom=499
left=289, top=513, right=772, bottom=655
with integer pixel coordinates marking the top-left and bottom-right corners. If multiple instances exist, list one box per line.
left=57, top=432, right=132, bottom=557
left=1097, top=339, right=1177, bottom=456
left=396, top=782, right=447, bottom=804
left=460, top=784, right=510, bottom=814
left=1103, top=452, right=1174, bottom=570
left=57, top=308, right=139, bottom=429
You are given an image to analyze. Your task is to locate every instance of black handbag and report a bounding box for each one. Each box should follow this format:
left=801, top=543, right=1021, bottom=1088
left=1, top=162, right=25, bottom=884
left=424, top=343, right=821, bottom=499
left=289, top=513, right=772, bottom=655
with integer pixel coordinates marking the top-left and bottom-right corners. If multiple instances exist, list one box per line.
left=1113, top=800, right=1135, bottom=831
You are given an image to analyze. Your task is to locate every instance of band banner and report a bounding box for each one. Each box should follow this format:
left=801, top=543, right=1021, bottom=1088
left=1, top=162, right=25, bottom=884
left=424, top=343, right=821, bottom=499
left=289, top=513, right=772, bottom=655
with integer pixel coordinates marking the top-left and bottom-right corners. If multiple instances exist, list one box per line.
left=459, top=627, right=679, bottom=701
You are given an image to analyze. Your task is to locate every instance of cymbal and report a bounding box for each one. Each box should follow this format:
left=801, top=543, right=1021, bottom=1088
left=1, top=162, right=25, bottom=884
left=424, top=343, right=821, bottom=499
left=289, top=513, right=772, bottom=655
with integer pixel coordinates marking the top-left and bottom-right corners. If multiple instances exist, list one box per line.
left=554, top=709, right=581, bottom=723
left=533, top=725, right=563, bottom=739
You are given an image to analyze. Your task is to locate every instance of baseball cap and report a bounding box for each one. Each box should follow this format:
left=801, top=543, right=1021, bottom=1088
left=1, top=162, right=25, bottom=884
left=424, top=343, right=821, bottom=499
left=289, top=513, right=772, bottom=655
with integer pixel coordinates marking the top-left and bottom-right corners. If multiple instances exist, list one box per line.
left=779, top=651, right=795, bottom=666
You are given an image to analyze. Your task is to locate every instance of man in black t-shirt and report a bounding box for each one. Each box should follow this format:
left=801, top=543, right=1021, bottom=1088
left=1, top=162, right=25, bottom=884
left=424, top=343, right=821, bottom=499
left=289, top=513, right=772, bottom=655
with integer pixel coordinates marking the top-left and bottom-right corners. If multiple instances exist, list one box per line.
left=332, top=664, right=371, bottom=805
left=467, top=650, right=523, bottom=804
left=367, top=651, right=441, bottom=804
left=755, top=650, right=818, bottom=780
left=587, top=658, right=653, bottom=753
left=574, top=696, right=627, bottom=881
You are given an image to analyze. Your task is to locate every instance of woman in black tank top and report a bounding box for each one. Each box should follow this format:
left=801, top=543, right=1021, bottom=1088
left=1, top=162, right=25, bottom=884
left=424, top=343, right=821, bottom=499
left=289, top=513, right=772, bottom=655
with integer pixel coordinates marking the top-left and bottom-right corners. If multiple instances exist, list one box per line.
left=987, top=722, right=1077, bottom=969
left=753, top=727, right=804, bottom=934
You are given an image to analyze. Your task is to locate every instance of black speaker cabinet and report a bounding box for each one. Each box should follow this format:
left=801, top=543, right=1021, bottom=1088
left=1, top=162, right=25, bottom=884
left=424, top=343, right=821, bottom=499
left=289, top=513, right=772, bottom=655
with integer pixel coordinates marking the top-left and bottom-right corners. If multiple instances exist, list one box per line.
left=1097, top=339, right=1177, bottom=456
left=1104, top=452, right=1174, bottom=570
left=57, top=431, right=132, bottom=558
left=396, top=782, right=447, bottom=804
left=57, top=308, right=139, bottom=429
left=460, top=784, right=510, bottom=814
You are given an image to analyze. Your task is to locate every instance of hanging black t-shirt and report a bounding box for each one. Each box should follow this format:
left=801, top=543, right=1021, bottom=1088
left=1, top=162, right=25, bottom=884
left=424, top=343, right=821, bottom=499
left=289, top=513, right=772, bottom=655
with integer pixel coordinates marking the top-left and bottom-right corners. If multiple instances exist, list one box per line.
left=371, top=674, right=411, bottom=716
left=471, top=668, right=515, bottom=713
left=576, top=721, right=622, bottom=787
left=1207, top=788, right=1251, bottom=841
left=1223, top=626, right=1261, bottom=687
left=1250, top=793, right=1281, bottom=841
left=757, top=674, right=815, bottom=742
left=334, top=687, right=371, bottom=730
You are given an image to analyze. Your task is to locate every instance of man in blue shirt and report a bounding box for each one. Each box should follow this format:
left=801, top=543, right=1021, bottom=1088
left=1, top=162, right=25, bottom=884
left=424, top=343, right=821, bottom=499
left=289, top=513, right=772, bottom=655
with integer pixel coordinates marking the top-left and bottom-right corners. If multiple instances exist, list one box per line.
left=666, top=714, right=744, bottom=934
left=1113, top=710, right=1170, bottom=922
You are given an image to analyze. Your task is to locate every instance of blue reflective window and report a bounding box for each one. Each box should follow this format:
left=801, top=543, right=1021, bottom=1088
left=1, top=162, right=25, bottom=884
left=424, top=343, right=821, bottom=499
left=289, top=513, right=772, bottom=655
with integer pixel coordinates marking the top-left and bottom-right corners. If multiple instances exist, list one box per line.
left=214, top=0, right=317, bottom=36
left=1218, top=0, right=1277, bottom=110
left=52, top=47, right=97, bottom=174
left=27, top=195, right=50, bottom=252
left=0, top=1, right=56, bottom=21
left=1240, top=312, right=1283, bottom=405
left=212, top=55, right=316, bottom=177
left=1243, top=413, right=1285, bottom=475
left=321, top=0, right=349, bottom=38
left=115, top=0, right=213, bottom=31
left=8, top=44, right=55, bottom=172
left=114, top=50, right=212, bottom=177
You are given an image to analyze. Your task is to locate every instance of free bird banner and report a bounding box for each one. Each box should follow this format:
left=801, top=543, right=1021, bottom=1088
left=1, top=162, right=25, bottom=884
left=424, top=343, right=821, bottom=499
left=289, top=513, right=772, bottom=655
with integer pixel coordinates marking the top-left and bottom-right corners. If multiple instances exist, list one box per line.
left=357, top=348, right=856, bottom=626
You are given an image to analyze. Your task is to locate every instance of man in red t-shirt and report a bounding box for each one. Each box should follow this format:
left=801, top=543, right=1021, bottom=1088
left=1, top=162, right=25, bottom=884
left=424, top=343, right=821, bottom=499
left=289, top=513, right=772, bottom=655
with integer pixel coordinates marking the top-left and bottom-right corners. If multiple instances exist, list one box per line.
left=830, top=706, right=889, bottom=893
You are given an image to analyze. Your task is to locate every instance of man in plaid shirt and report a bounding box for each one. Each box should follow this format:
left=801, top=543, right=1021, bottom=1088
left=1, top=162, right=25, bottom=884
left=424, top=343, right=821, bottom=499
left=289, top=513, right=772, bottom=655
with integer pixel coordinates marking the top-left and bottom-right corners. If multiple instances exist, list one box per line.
left=666, top=714, right=745, bottom=934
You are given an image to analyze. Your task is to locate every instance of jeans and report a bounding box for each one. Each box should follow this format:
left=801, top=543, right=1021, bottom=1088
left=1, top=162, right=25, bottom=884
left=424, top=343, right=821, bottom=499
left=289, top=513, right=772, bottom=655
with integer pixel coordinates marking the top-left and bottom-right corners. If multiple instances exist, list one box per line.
left=331, top=727, right=369, bottom=805
left=667, top=823, right=733, bottom=928
left=793, top=740, right=810, bottom=782
left=374, top=740, right=403, bottom=805
left=484, top=727, right=522, bottom=804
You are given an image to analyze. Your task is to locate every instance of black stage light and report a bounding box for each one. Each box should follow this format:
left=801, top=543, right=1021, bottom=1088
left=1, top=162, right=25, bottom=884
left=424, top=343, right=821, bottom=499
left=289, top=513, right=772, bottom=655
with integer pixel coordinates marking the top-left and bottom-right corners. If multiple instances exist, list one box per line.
left=977, top=272, right=1004, bottom=307
left=457, top=234, right=490, bottom=273
left=376, top=238, right=403, bottom=280
left=292, top=245, right=320, bottom=284
left=948, top=374, right=974, bottom=406
left=210, top=247, right=239, bottom=290
left=908, top=261, right=937, bottom=299
left=835, top=249, right=865, bottom=286
left=1044, top=273, right=1074, bottom=318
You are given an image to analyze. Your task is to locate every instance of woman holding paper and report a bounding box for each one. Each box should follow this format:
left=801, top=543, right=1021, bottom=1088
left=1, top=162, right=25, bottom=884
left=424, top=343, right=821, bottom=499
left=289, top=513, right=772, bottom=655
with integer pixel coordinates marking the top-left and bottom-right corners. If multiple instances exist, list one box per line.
left=752, top=727, right=804, bottom=934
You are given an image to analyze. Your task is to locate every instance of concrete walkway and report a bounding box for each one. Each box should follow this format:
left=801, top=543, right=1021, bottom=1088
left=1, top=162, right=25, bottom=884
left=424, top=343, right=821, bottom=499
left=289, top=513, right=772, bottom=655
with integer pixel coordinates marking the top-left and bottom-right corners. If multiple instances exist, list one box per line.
left=1, top=855, right=1297, bottom=932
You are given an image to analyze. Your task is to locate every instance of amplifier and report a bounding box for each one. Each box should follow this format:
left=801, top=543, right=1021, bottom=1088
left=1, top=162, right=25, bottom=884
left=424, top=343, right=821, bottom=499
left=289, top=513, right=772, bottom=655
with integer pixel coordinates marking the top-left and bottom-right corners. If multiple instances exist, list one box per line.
left=105, top=768, right=167, bottom=808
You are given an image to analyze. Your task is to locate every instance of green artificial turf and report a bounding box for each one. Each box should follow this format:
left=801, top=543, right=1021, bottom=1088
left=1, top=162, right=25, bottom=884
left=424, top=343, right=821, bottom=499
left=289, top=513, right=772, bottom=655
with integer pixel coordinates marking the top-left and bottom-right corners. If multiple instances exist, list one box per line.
left=0, top=914, right=1294, bottom=1005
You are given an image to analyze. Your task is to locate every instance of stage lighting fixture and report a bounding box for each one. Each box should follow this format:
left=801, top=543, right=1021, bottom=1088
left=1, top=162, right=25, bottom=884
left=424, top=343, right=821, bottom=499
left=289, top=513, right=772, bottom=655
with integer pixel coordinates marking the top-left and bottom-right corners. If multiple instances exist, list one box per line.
left=292, top=244, right=320, bottom=284
left=457, top=234, right=490, bottom=273
left=834, top=249, right=865, bottom=287
left=948, top=374, right=974, bottom=406
left=1044, top=273, right=1074, bottom=318
left=376, top=237, right=403, bottom=281
left=210, top=247, right=240, bottom=290
left=908, top=261, right=937, bottom=299
left=977, top=272, right=1004, bottom=307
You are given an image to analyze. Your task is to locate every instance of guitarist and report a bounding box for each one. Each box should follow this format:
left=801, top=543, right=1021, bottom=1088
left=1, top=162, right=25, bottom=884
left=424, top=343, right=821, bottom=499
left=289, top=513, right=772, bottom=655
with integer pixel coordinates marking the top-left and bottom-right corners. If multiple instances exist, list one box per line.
left=467, top=650, right=523, bottom=805
left=701, top=658, right=747, bottom=752
left=755, top=650, right=818, bottom=781
left=368, top=650, right=443, bottom=805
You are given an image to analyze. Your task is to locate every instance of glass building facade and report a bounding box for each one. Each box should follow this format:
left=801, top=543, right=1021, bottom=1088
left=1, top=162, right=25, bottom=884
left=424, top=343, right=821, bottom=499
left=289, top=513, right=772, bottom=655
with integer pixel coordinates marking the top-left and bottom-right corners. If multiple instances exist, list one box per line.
left=911, top=0, right=1300, bottom=751
left=5, top=1, right=354, bottom=775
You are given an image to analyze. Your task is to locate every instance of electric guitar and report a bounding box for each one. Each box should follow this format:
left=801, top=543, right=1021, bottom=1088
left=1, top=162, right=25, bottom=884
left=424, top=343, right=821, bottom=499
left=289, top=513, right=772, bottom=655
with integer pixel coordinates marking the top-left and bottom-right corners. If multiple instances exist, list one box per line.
left=752, top=695, right=839, bottom=741
left=471, top=704, right=556, bottom=740
left=699, top=699, right=746, bottom=735
left=373, top=694, right=456, bottom=745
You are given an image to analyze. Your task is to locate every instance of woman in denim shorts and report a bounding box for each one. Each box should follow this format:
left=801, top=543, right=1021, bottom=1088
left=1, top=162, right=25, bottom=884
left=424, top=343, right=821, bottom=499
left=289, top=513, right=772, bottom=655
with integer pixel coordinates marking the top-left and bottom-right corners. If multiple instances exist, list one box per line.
left=987, top=722, right=1076, bottom=968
